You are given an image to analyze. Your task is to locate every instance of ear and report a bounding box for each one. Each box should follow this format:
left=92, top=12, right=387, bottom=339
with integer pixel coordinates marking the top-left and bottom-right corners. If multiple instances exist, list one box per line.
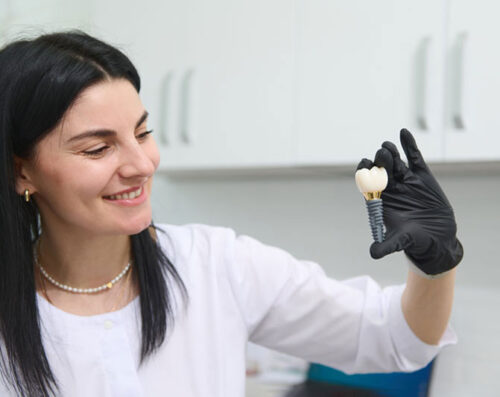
left=13, top=156, right=37, bottom=196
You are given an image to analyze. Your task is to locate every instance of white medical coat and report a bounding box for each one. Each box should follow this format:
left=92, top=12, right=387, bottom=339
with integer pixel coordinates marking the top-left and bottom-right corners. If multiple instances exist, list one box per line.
left=0, top=223, right=456, bottom=396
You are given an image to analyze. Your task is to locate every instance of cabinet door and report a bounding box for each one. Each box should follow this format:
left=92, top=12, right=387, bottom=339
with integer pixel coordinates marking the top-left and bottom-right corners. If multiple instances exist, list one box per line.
left=160, top=0, right=295, bottom=171
left=90, top=0, right=295, bottom=171
left=295, top=0, right=446, bottom=166
left=444, top=0, right=500, bottom=161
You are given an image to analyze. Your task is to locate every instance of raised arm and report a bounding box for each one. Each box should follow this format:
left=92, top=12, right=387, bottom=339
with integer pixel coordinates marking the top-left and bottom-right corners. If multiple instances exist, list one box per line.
left=357, top=129, right=463, bottom=345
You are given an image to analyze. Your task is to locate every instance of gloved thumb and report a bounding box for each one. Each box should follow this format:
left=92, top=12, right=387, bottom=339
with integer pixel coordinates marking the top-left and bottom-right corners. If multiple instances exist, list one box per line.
left=370, top=232, right=413, bottom=259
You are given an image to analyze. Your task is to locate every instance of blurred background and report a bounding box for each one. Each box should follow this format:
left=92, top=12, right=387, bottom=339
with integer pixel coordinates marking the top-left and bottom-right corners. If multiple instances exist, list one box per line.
left=1, top=1, right=499, bottom=395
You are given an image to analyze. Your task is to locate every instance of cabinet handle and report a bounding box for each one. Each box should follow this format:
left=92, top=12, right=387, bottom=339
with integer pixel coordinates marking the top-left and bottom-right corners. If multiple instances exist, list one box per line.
left=159, top=71, right=174, bottom=145
left=415, top=37, right=432, bottom=130
left=452, top=32, right=468, bottom=130
left=179, top=69, right=195, bottom=144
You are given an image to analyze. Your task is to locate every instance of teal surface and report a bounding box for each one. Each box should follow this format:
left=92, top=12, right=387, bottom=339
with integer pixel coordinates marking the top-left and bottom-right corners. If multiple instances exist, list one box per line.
left=307, top=360, right=434, bottom=397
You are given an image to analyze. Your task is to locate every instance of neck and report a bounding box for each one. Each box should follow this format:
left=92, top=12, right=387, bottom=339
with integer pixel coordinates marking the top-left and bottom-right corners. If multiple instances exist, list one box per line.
left=37, top=224, right=131, bottom=289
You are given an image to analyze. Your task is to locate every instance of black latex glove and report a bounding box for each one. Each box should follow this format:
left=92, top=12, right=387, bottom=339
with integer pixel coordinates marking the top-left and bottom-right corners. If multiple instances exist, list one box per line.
left=357, top=129, right=463, bottom=277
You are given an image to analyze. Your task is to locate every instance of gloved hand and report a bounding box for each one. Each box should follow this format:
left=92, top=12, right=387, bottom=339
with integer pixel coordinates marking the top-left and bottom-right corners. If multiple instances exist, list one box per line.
left=357, top=129, right=463, bottom=277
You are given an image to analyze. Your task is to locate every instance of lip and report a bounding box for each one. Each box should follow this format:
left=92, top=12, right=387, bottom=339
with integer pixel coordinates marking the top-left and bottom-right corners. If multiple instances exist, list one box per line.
left=102, top=185, right=147, bottom=207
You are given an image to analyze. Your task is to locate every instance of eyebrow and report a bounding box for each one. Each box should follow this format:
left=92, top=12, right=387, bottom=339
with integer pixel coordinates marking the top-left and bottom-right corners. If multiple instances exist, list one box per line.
left=66, top=110, right=149, bottom=144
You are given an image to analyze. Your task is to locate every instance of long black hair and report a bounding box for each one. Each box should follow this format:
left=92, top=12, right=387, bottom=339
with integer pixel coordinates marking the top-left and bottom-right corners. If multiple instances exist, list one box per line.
left=0, top=30, right=187, bottom=396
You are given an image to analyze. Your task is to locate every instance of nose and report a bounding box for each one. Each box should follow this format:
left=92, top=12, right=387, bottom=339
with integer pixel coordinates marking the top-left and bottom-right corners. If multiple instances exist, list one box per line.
left=117, top=138, right=157, bottom=179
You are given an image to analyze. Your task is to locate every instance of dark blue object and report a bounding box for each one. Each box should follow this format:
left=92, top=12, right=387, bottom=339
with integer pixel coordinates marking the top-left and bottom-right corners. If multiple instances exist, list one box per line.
left=306, top=360, right=434, bottom=397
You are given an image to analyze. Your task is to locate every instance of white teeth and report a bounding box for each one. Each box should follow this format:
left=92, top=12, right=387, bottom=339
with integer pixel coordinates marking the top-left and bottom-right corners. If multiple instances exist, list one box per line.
left=105, top=187, right=142, bottom=200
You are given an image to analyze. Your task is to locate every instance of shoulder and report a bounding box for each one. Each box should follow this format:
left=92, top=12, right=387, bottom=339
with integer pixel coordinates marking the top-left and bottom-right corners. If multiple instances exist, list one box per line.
left=152, top=222, right=237, bottom=263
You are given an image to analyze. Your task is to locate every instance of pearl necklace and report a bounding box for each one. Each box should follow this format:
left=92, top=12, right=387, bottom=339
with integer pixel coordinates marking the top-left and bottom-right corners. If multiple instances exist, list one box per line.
left=38, top=262, right=131, bottom=293
left=34, top=240, right=132, bottom=294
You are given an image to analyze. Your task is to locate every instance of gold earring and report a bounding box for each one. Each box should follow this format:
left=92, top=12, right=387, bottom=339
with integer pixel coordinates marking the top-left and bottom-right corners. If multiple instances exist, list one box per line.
left=24, top=189, right=30, bottom=202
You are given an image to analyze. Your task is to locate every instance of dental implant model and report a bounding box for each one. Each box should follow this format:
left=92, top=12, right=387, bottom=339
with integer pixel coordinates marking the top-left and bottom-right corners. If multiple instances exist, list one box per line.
left=355, top=167, right=388, bottom=243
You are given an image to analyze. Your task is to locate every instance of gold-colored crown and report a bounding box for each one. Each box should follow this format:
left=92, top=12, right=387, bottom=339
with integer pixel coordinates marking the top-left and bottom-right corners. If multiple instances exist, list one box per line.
left=362, top=191, right=382, bottom=200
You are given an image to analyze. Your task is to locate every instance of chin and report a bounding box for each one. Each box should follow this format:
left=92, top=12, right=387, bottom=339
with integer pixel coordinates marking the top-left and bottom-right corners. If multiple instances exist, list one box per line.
left=126, top=219, right=152, bottom=236
left=115, top=212, right=153, bottom=236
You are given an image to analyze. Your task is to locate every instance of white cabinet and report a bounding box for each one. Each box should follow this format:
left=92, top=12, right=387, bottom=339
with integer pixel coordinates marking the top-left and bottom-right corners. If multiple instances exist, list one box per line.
left=89, top=0, right=295, bottom=171
left=10, top=1, right=497, bottom=171
left=444, top=0, right=500, bottom=161
left=295, top=0, right=447, bottom=165
left=85, top=1, right=500, bottom=171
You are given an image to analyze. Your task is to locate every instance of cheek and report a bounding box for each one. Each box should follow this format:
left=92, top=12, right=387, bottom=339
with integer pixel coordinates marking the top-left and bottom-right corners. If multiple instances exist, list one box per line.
left=35, top=161, right=69, bottom=194
left=37, top=159, right=109, bottom=200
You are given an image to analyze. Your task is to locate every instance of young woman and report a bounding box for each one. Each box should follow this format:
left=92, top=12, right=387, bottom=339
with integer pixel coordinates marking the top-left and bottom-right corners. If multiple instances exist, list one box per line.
left=0, top=30, right=462, bottom=396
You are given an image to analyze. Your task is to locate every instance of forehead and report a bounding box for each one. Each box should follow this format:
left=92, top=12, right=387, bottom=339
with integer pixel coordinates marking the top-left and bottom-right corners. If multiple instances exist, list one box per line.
left=59, top=78, right=143, bottom=137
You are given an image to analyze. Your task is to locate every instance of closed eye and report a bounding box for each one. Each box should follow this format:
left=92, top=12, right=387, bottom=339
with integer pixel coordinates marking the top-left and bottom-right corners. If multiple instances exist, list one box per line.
left=83, top=146, right=109, bottom=157
left=137, top=129, right=154, bottom=140
left=82, top=130, right=153, bottom=158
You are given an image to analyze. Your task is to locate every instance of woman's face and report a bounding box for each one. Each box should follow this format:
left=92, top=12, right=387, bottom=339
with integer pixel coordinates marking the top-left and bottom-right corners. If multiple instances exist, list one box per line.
left=18, top=78, right=160, bottom=236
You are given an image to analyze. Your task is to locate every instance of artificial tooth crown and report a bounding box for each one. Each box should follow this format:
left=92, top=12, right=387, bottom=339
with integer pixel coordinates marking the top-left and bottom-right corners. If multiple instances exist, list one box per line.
left=355, top=167, right=388, bottom=200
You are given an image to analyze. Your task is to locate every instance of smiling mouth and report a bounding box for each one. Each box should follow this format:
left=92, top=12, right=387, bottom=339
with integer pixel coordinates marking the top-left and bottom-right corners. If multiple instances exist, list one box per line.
left=103, top=186, right=143, bottom=201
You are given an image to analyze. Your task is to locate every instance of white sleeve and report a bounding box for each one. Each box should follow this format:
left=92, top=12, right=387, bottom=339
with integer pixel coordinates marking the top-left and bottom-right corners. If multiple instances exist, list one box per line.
left=223, top=229, right=457, bottom=374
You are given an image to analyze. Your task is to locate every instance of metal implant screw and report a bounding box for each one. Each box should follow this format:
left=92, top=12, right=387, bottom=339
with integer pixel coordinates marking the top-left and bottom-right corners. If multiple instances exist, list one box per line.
left=366, top=199, right=385, bottom=243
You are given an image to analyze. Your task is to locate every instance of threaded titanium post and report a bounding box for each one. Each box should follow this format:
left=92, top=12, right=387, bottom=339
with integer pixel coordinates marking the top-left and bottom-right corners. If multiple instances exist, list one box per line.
left=366, top=199, right=385, bottom=243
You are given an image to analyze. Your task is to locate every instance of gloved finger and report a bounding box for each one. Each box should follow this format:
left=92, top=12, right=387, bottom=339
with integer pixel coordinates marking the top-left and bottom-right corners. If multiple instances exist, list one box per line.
left=400, top=129, right=429, bottom=173
left=356, top=158, right=374, bottom=171
left=381, top=140, right=408, bottom=181
left=370, top=232, right=413, bottom=259
left=374, top=147, right=394, bottom=183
